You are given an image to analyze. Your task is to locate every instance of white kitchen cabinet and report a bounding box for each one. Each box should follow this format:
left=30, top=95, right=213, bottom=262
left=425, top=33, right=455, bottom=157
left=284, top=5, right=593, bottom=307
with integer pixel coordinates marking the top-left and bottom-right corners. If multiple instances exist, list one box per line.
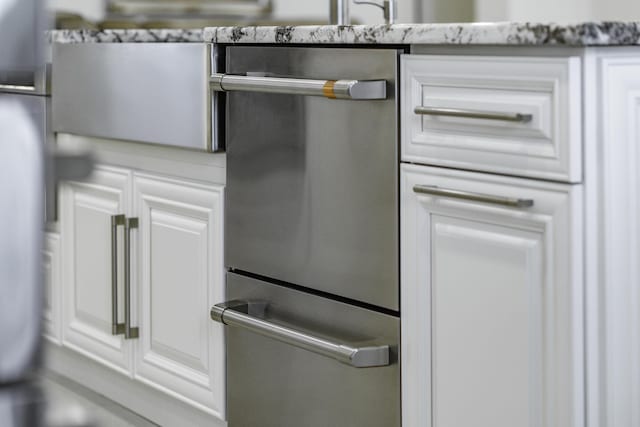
left=60, top=166, right=133, bottom=373
left=401, top=164, right=583, bottom=427
left=582, top=51, right=640, bottom=427
left=401, top=47, right=640, bottom=427
left=54, top=136, right=227, bottom=425
left=43, top=232, right=62, bottom=344
left=133, top=173, right=225, bottom=416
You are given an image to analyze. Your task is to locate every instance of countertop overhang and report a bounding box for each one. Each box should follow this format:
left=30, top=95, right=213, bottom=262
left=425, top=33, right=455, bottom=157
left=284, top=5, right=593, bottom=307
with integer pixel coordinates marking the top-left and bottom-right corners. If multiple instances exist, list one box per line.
left=49, top=22, right=640, bottom=46
left=204, top=22, right=640, bottom=46
left=48, top=28, right=204, bottom=43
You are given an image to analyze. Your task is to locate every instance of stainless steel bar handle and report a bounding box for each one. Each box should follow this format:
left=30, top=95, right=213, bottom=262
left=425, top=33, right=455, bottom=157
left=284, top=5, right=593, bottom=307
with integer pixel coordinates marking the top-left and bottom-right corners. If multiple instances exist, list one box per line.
left=110, top=215, right=126, bottom=335
left=124, top=217, right=139, bottom=339
left=0, top=84, right=36, bottom=94
left=210, top=73, right=387, bottom=100
left=413, top=185, right=534, bottom=208
left=414, top=106, right=532, bottom=123
left=211, top=301, right=390, bottom=368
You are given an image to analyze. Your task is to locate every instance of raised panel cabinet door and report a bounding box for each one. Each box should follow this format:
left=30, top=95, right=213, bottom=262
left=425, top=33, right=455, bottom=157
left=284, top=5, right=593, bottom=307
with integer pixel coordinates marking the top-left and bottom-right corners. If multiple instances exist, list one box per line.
left=401, top=164, right=583, bottom=427
left=43, top=232, right=61, bottom=344
left=60, top=165, right=133, bottom=374
left=132, top=173, right=224, bottom=420
left=593, top=56, right=640, bottom=427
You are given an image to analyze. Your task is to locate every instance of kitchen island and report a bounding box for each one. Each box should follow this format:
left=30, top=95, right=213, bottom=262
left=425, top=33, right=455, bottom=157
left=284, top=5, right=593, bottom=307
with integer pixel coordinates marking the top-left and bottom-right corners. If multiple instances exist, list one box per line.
left=48, top=23, right=640, bottom=427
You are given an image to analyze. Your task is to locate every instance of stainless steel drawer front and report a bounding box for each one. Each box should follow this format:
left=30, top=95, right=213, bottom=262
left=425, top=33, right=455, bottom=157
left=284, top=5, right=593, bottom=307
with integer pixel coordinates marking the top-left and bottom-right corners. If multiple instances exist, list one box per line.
left=224, top=272, right=400, bottom=427
left=225, top=46, right=399, bottom=311
left=52, top=43, right=213, bottom=151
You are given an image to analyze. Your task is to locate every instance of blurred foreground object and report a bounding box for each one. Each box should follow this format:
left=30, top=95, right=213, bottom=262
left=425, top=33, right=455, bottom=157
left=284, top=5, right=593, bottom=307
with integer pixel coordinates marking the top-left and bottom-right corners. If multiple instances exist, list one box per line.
left=0, top=1, right=94, bottom=425
left=0, top=100, right=44, bottom=384
left=0, top=0, right=45, bottom=86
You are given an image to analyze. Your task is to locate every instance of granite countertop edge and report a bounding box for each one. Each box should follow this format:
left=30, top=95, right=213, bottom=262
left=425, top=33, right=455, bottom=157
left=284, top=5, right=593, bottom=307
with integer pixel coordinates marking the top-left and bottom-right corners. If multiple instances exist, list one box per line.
left=204, top=22, right=640, bottom=46
left=49, top=22, right=640, bottom=46
left=48, top=28, right=204, bottom=44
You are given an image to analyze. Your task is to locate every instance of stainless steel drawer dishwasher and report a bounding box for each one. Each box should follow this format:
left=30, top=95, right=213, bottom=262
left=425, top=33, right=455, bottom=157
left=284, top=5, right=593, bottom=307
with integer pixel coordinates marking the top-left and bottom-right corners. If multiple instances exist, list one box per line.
left=210, top=46, right=402, bottom=427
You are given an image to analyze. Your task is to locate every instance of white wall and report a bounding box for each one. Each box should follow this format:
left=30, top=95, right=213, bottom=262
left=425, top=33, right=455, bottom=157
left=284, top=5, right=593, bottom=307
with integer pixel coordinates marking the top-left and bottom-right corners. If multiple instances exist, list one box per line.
left=475, top=0, right=591, bottom=22
left=591, top=0, right=640, bottom=20
left=46, top=0, right=640, bottom=25
left=49, top=0, right=105, bottom=21
left=48, top=0, right=420, bottom=24
left=275, top=0, right=640, bottom=23
left=475, top=0, right=640, bottom=21
left=272, top=0, right=418, bottom=24
left=422, top=0, right=474, bottom=22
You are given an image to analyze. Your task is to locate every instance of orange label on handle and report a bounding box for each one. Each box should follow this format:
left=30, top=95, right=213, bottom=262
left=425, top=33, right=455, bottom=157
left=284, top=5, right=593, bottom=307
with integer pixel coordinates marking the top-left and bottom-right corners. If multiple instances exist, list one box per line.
left=323, top=80, right=337, bottom=99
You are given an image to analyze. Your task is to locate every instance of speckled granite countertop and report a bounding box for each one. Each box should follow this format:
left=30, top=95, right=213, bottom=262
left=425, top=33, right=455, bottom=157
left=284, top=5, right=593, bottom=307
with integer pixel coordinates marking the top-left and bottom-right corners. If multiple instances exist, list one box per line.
left=49, top=22, right=640, bottom=46
left=48, top=28, right=203, bottom=43
left=204, top=22, right=640, bottom=46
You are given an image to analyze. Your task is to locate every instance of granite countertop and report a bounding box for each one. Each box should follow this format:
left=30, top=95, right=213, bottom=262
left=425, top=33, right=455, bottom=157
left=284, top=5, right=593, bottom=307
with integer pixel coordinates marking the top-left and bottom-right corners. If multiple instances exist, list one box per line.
left=204, top=22, right=640, bottom=46
left=49, top=22, right=640, bottom=46
left=48, top=28, right=203, bottom=43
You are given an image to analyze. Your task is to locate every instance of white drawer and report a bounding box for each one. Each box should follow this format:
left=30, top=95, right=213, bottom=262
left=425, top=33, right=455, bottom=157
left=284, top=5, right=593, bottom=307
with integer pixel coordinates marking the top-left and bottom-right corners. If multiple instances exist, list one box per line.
left=401, top=54, right=582, bottom=183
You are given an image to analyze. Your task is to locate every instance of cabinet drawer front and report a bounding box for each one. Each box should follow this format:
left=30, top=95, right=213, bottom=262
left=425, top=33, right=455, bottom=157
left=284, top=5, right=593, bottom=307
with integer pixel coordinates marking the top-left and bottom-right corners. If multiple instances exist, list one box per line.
left=401, top=55, right=582, bottom=182
left=52, top=43, right=213, bottom=151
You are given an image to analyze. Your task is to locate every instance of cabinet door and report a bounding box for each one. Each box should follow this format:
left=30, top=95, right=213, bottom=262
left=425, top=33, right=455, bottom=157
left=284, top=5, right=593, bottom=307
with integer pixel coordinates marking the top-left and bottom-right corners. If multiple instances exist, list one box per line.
left=60, top=165, right=133, bottom=373
left=132, top=173, right=225, bottom=419
left=401, top=164, right=583, bottom=427
left=43, top=232, right=61, bottom=344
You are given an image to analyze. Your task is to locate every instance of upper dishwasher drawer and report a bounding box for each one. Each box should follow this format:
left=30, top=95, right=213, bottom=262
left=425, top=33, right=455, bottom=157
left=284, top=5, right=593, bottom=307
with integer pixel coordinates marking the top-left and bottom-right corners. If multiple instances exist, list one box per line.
left=401, top=54, right=582, bottom=183
left=53, top=43, right=216, bottom=151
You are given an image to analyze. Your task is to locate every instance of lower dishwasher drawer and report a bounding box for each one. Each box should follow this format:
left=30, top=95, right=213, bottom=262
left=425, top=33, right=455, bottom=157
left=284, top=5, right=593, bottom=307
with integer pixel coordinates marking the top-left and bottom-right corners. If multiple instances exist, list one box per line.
left=52, top=43, right=216, bottom=151
left=217, top=272, right=400, bottom=427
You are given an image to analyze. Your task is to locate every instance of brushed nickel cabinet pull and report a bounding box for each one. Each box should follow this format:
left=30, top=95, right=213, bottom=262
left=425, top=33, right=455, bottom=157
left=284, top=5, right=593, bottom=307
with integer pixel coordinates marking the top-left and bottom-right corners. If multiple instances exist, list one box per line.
left=414, top=106, right=532, bottom=123
left=124, top=217, right=139, bottom=339
left=110, top=215, right=126, bottom=335
left=210, top=73, right=387, bottom=100
left=413, top=185, right=534, bottom=208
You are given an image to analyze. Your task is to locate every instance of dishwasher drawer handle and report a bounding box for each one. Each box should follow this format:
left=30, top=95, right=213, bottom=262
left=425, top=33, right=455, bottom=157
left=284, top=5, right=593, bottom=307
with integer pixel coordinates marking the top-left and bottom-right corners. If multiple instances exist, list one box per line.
left=414, top=185, right=534, bottom=208
left=414, top=106, right=532, bottom=123
left=210, top=301, right=390, bottom=368
left=210, top=73, right=387, bottom=100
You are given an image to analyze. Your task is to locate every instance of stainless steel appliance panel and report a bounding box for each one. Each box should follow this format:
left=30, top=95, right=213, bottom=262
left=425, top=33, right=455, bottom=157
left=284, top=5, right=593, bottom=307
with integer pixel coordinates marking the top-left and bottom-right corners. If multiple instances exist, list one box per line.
left=226, top=47, right=399, bottom=310
left=52, top=43, right=214, bottom=151
left=224, top=272, right=400, bottom=427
